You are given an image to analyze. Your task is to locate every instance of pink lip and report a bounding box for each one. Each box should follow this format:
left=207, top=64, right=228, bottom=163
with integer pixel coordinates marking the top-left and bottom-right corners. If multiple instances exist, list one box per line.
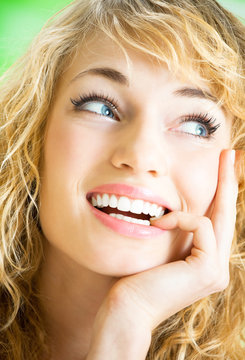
left=87, top=201, right=166, bottom=239
left=86, top=183, right=170, bottom=239
left=86, top=183, right=172, bottom=209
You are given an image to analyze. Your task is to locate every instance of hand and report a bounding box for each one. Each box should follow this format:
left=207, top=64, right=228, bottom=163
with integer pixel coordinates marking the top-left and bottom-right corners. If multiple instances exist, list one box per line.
left=87, top=149, right=238, bottom=359
left=102, top=149, right=237, bottom=326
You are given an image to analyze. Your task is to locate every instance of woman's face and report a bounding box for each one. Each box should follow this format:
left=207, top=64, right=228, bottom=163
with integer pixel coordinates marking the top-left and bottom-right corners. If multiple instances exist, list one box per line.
left=39, top=35, right=231, bottom=276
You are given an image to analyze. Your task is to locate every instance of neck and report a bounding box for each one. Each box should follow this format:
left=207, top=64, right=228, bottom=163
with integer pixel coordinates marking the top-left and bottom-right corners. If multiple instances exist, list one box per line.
left=38, top=241, right=118, bottom=360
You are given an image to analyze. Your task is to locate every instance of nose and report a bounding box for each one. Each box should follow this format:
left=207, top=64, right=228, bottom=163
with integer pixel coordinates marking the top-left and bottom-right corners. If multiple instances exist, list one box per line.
left=110, top=121, right=168, bottom=177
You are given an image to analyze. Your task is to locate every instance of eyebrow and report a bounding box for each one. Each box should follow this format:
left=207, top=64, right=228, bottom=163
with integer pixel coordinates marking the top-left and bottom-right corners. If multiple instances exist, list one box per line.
left=71, top=67, right=218, bottom=104
left=173, top=87, right=218, bottom=104
left=71, top=67, right=129, bottom=86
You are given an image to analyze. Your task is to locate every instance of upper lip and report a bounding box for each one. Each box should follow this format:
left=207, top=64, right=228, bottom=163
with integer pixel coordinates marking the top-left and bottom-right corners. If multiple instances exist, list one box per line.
left=87, top=183, right=173, bottom=210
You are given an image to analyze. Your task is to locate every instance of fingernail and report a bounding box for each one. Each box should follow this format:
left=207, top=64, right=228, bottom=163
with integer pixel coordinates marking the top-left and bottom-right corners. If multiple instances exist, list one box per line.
left=150, top=216, right=162, bottom=221
left=231, top=149, right=236, bottom=165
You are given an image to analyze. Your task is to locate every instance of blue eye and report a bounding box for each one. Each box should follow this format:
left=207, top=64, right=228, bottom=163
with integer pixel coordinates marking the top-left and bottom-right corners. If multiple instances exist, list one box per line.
left=71, top=93, right=119, bottom=120
left=178, top=121, right=208, bottom=137
left=81, top=102, right=115, bottom=118
left=175, top=114, right=220, bottom=139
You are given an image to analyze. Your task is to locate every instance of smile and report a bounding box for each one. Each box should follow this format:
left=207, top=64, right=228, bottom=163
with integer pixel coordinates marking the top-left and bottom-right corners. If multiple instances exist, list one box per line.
left=86, top=183, right=171, bottom=239
left=89, top=193, right=167, bottom=226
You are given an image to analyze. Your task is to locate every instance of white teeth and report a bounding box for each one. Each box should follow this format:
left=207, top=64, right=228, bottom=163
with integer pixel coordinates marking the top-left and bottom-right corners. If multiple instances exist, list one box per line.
left=92, top=196, right=97, bottom=207
left=142, top=201, right=151, bottom=215
left=91, top=193, right=166, bottom=218
left=109, top=194, right=118, bottom=208
left=117, top=196, right=131, bottom=212
left=156, top=207, right=165, bottom=217
left=149, top=203, right=158, bottom=217
left=96, top=194, right=103, bottom=207
left=130, top=199, right=144, bottom=214
left=109, top=213, right=150, bottom=226
left=102, top=193, right=109, bottom=207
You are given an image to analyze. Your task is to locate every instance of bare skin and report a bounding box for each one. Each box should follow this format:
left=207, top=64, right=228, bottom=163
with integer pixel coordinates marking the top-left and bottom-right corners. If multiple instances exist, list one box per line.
left=39, top=150, right=237, bottom=360
left=39, top=245, right=118, bottom=359
left=38, top=35, right=237, bottom=359
left=85, top=150, right=238, bottom=359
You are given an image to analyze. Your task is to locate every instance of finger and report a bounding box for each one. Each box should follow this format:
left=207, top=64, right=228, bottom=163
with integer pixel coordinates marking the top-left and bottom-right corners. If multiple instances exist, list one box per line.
left=150, top=211, right=216, bottom=254
left=210, top=149, right=238, bottom=257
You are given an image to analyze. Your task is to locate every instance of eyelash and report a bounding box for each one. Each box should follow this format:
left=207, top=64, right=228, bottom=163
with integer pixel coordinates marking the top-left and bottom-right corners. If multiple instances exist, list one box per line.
left=71, top=91, right=119, bottom=116
left=70, top=92, right=220, bottom=139
left=180, top=113, right=221, bottom=139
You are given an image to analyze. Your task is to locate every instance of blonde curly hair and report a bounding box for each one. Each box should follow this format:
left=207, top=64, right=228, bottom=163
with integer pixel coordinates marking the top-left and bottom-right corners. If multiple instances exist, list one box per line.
left=0, top=0, right=245, bottom=359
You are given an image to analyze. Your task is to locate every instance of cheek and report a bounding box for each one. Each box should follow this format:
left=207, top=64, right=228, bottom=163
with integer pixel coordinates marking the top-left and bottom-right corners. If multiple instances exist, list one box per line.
left=175, top=152, right=220, bottom=214
left=39, top=120, right=111, bottom=253
left=40, top=120, right=111, bottom=223
left=44, top=121, right=106, bottom=180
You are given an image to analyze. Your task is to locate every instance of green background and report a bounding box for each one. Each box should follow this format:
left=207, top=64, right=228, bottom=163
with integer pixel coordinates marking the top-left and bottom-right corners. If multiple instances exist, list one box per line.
left=0, top=0, right=245, bottom=75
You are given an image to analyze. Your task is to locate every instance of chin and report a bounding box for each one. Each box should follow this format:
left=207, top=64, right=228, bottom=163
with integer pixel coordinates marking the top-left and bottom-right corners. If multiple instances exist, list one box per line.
left=89, top=254, right=166, bottom=277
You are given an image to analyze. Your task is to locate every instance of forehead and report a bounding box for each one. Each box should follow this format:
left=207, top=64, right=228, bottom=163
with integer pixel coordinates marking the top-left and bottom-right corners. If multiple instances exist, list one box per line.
left=49, top=33, right=232, bottom=146
left=62, top=33, right=213, bottom=95
left=64, top=34, right=160, bottom=84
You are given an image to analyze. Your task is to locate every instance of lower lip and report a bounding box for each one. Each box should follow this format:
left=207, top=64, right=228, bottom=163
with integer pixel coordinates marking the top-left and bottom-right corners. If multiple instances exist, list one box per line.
left=87, top=201, right=166, bottom=239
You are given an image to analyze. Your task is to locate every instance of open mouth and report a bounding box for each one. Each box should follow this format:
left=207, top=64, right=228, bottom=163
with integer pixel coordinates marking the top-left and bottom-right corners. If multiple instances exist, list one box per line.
left=87, top=193, right=170, bottom=226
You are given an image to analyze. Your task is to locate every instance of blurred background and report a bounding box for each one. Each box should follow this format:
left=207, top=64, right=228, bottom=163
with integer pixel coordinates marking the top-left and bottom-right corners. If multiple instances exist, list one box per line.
left=0, top=0, right=245, bottom=75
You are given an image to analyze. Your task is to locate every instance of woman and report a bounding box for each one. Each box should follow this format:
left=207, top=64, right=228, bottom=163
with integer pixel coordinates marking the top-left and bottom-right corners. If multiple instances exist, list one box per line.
left=0, top=0, right=245, bottom=359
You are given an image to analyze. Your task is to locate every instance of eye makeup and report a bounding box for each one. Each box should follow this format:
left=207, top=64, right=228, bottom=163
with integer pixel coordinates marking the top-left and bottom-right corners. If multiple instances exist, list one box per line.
left=71, top=91, right=119, bottom=113
left=179, top=113, right=221, bottom=139
left=70, top=91, right=221, bottom=139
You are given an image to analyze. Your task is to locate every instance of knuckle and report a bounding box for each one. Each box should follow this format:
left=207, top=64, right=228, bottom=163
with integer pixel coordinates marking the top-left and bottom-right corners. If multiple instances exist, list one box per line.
left=198, top=216, right=212, bottom=231
left=175, top=210, right=183, bottom=218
